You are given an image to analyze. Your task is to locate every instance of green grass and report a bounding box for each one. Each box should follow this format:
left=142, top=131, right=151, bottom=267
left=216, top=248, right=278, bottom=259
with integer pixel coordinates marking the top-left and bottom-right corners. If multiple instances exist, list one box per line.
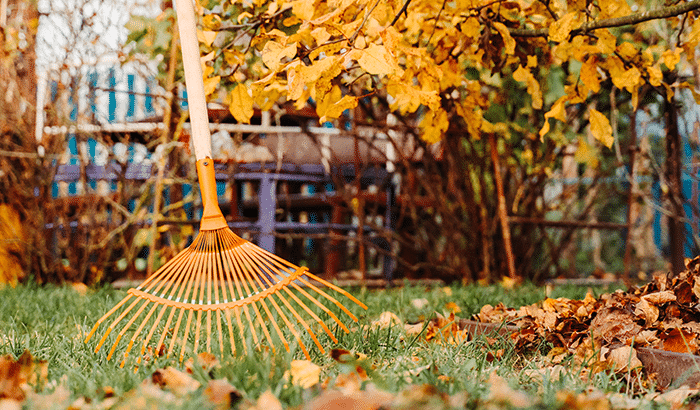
left=0, top=281, right=672, bottom=409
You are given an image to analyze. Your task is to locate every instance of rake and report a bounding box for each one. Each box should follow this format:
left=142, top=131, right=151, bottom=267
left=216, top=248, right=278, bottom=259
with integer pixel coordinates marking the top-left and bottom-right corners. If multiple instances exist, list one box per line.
left=85, top=0, right=367, bottom=367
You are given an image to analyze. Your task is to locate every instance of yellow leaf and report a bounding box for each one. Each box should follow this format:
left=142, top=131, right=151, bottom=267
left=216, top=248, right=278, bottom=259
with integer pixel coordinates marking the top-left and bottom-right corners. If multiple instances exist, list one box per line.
left=647, top=65, right=662, bottom=87
left=614, top=67, right=641, bottom=93
left=588, top=108, right=613, bottom=148
left=310, top=27, right=331, bottom=45
left=197, top=30, right=217, bottom=47
left=320, top=95, right=358, bottom=123
left=380, top=26, right=401, bottom=54
left=493, top=22, right=515, bottom=54
left=580, top=56, right=600, bottom=93
left=527, top=55, right=537, bottom=68
left=288, top=360, right=321, bottom=388
left=461, top=17, right=481, bottom=39
left=262, top=41, right=297, bottom=72
left=616, top=42, right=637, bottom=60
left=228, top=85, right=254, bottom=124
left=292, top=0, right=315, bottom=20
left=387, top=80, right=441, bottom=114
left=202, top=75, right=220, bottom=96
left=512, top=65, right=542, bottom=109
left=595, top=29, right=616, bottom=54
left=419, top=109, right=449, bottom=143
left=316, top=85, right=341, bottom=118
left=661, top=48, right=682, bottom=70
left=539, top=96, right=567, bottom=139
left=549, top=12, right=578, bottom=43
left=357, top=44, right=396, bottom=76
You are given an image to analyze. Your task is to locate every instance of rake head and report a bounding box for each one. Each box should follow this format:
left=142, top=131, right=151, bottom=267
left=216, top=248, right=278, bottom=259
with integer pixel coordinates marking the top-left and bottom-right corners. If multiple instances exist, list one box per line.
left=85, top=160, right=367, bottom=367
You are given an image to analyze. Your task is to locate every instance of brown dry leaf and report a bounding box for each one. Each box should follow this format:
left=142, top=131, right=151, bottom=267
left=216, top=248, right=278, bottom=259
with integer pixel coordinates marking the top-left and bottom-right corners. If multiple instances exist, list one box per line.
left=660, top=328, right=698, bottom=353
left=589, top=307, right=641, bottom=345
left=204, top=379, right=240, bottom=409
left=151, top=367, right=201, bottom=396
left=642, top=291, right=676, bottom=305
left=371, top=311, right=402, bottom=329
left=634, top=298, right=659, bottom=324
left=288, top=360, right=321, bottom=389
left=605, top=346, right=642, bottom=373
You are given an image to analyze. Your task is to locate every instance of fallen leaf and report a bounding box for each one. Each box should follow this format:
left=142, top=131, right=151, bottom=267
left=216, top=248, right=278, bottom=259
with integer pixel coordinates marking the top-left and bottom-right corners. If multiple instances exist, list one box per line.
left=642, top=291, right=676, bottom=305
left=605, top=346, right=642, bottom=373
left=634, top=298, right=659, bottom=324
left=204, top=379, right=240, bottom=409
left=371, top=311, right=402, bottom=329
left=151, top=367, right=201, bottom=396
left=288, top=360, right=321, bottom=389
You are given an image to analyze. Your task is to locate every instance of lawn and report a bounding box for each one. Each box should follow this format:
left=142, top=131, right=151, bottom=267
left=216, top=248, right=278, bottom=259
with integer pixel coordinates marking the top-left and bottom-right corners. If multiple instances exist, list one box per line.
left=0, top=280, right=691, bottom=409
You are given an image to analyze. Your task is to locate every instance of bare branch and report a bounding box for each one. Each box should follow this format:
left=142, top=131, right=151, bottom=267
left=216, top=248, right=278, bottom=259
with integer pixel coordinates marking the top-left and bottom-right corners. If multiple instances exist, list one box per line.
left=510, top=0, right=700, bottom=37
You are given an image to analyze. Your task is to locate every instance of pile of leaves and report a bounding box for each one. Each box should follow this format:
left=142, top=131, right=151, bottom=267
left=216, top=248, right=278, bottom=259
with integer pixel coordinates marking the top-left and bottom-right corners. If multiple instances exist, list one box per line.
left=473, top=258, right=700, bottom=355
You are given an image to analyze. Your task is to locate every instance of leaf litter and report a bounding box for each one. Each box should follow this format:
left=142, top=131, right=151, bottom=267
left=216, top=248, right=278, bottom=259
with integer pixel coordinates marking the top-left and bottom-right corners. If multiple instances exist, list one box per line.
left=11, top=260, right=700, bottom=408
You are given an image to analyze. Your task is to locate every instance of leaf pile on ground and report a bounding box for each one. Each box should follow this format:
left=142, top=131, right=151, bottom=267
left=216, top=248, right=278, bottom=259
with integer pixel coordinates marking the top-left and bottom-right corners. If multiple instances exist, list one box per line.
left=471, top=257, right=700, bottom=358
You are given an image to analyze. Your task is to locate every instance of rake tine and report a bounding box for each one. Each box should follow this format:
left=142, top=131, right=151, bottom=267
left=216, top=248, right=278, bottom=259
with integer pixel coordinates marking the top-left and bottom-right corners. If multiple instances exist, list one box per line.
left=85, top=295, right=132, bottom=343
left=95, top=297, right=141, bottom=353
left=107, top=299, right=151, bottom=361
left=219, top=234, right=290, bottom=352
left=245, top=247, right=338, bottom=342
left=218, top=233, right=274, bottom=349
left=234, top=246, right=323, bottom=355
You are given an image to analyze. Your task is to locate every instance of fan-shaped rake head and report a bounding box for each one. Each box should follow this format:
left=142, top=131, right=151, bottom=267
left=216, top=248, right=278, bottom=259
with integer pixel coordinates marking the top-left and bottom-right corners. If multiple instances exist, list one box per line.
left=85, top=227, right=367, bottom=367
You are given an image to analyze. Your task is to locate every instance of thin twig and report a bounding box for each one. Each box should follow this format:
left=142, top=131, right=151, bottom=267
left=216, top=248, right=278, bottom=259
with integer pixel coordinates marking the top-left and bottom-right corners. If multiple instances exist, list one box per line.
left=510, top=0, right=700, bottom=37
left=349, top=0, right=382, bottom=44
left=390, top=0, right=413, bottom=26
left=427, top=0, right=449, bottom=45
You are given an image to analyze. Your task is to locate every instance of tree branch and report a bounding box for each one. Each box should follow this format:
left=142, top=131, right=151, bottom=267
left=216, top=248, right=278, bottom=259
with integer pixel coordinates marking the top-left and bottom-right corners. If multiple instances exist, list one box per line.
left=510, top=0, right=700, bottom=37
left=390, top=0, right=413, bottom=26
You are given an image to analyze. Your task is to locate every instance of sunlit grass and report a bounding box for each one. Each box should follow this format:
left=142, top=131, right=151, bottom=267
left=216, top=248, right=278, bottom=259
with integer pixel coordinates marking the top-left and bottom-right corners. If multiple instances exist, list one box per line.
left=0, top=280, right=659, bottom=409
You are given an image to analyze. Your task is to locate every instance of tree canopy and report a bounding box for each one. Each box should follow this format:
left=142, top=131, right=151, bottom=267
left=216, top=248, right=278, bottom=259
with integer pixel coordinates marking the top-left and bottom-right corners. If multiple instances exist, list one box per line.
left=124, top=0, right=700, bottom=148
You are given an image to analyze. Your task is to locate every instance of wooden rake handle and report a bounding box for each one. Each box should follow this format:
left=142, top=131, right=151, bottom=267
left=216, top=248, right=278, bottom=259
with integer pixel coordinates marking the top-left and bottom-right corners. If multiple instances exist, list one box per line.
left=174, top=0, right=211, bottom=161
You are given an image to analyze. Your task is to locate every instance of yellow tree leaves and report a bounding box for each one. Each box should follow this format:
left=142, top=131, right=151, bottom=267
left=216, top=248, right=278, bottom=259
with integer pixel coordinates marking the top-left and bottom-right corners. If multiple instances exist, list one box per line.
left=513, top=65, right=542, bottom=109
left=357, top=44, right=398, bottom=76
left=588, top=108, right=613, bottom=148
left=228, top=85, right=254, bottom=124
left=261, top=41, right=297, bottom=72
left=549, top=12, right=579, bottom=43
left=492, top=23, right=515, bottom=54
